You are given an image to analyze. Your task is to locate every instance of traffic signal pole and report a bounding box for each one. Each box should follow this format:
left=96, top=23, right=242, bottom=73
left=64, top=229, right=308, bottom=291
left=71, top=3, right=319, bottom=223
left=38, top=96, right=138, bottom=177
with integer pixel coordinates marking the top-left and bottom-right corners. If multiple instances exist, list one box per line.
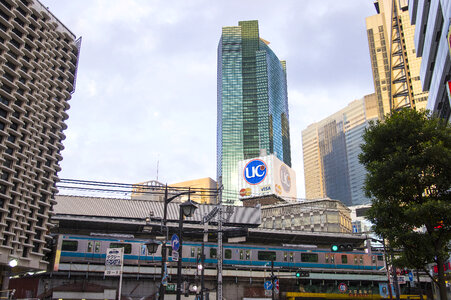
left=271, top=260, right=275, bottom=300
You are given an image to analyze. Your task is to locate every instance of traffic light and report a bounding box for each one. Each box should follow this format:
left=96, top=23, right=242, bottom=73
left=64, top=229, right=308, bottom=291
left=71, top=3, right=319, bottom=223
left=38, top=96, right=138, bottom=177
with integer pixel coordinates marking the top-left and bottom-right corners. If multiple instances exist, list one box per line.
left=331, top=244, right=353, bottom=252
left=295, top=270, right=310, bottom=277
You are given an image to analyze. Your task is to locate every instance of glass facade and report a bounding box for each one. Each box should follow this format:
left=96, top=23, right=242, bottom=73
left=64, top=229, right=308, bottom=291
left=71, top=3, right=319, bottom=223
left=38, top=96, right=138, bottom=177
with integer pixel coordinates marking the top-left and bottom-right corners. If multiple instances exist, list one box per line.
left=302, top=96, right=378, bottom=206
left=217, top=20, right=291, bottom=205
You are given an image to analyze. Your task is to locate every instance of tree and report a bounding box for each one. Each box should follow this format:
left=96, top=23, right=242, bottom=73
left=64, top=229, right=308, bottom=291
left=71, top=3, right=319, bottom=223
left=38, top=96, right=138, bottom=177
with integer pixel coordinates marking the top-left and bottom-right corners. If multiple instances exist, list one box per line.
left=359, top=109, right=451, bottom=300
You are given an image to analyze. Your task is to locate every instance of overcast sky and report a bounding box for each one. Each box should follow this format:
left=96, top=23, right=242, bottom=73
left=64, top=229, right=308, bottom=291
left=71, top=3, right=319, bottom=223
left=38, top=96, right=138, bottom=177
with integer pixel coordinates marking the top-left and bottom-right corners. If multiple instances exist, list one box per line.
left=41, top=0, right=376, bottom=198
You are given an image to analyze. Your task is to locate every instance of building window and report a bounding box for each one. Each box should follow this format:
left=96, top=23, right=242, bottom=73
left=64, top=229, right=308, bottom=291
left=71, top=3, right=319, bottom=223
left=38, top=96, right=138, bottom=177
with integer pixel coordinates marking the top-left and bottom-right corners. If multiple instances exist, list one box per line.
left=225, top=249, right=232, bottom=259
left=109, top=243, right=132, bottom=254
left=301, top=253, right=318, bottom=263
left=258, top=251, right=276, bottom=261
left=61, top=240, right=78, bottom=252
left=210, top=248, right=217, bottom=259
left=341, top=255, right=348, bottom=264
left=87, top=241, right=93, bottom=253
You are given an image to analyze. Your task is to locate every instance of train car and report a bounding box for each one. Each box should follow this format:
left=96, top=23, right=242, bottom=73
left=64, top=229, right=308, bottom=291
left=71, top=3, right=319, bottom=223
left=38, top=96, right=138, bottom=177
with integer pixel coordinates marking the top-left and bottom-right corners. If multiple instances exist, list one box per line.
left=57, top=234, right=385, bottom=272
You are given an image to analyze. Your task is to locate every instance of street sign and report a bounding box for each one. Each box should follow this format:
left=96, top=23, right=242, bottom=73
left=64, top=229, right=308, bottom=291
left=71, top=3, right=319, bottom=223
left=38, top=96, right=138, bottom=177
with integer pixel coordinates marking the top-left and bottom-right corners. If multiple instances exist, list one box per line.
left=104, top=270, right=121, bottom=276
left=105, top=248, right=123, bottom=266
left=408, top=272, right=414, bottom=282
left=264, top=290, right=272, bottom=296
left=202, top=207, right=219, bottom=224
left=172, top=250, right=179, bottom=261
left=171, top=234, right=180, bottom=251
left=338, top=282, right=348, bottom=293
left=274, top=279, right=279, bottom=291
left=166, top=283, right=176, bottom=292
left=105, top=248, right=124, bottom=276
left=264, top=280, right=273, bottom=290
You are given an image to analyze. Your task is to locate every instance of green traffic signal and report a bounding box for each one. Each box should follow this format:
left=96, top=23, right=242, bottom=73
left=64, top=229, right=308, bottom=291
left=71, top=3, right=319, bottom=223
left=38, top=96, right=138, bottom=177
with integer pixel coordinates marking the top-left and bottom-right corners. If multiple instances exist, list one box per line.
left=331, top=245, right=339, bottom=252
left=296, top=272, right=300, bottom=277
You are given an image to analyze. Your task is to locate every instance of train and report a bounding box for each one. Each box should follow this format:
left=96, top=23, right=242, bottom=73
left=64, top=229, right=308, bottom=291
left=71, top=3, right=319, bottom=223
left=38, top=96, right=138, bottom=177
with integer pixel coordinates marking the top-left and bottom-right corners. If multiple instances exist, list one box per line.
left=56, top=234, right=385, bottom=272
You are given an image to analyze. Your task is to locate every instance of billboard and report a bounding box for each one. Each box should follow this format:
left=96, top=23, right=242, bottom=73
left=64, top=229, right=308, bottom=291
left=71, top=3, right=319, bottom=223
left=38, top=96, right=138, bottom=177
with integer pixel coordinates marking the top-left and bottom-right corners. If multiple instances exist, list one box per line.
left=238, top=154, right=296, bottom=200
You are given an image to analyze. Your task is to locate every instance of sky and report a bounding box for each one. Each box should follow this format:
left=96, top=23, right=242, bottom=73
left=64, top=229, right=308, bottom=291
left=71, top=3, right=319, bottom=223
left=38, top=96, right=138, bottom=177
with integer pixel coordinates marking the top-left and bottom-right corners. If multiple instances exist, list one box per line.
left=41, top=0, right=377, bottom=198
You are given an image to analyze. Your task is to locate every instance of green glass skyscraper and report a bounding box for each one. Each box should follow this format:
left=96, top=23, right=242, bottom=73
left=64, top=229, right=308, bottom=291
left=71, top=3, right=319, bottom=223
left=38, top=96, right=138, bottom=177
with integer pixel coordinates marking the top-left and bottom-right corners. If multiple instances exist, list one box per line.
left=217, top=20, right=291, bottom=205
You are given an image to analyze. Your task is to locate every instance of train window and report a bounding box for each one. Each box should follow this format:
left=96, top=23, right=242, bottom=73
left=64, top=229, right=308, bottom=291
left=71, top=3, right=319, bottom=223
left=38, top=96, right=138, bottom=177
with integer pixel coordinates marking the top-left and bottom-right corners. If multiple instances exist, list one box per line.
left=341, top=255, right=348, bottom=264
left=301, top=253, right=318, bottom=263
left=372, top=256, right=376, bottom=264
left=210, top=248, right=217, bottom=259
left=283, top=252, right=287, bottom=262
left=245, top=250, right=250, bottom=260
left=110, top=243, right=132, bottom=254
left=239, top=250, right=244, bottom=260
left=61, top=240, right=78, bottom=252
left=191, top=248, right=195, bottom=258
left=225, top=249, right=232, bottom=259
left=197, top=247, right=202, bottom=259
left=95, top=242, right=101, bottom=253
left=289, top=253, right=294, bottom=262
left=377, top=255, right=383, bottom=261
left=360, top=256, right=363, bottom=264
left=258, top=251, right=276, bottom=261
left=87, top=241, right=93, bottom=253
left=331, top=255, right=335, bottom=264
left=354, top=256, right=358, bottom=264
left=141, top=245, right=147, bottom=256
left=325, top=254, right=329, bottom=263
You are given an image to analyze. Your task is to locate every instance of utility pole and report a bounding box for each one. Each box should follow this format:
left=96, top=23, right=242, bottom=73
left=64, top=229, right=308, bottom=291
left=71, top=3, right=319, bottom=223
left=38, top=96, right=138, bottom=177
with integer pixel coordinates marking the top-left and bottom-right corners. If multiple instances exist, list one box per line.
left=158, top=186, right=169, bottom=300
left=217, top=186, right=223, bottom=300
left=271, top=260, right=275, bottom=300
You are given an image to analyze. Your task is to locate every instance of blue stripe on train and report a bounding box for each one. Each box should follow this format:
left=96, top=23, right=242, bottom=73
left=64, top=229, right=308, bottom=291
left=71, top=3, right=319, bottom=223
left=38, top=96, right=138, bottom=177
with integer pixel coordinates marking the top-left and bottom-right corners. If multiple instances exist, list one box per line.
left=60, top=252, right=380, bottom=270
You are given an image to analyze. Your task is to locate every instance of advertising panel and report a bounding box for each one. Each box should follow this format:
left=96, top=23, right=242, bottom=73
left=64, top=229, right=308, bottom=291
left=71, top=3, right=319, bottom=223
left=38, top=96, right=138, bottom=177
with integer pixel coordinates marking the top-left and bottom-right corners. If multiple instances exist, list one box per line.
left=238, top=154, right=296, bottom=200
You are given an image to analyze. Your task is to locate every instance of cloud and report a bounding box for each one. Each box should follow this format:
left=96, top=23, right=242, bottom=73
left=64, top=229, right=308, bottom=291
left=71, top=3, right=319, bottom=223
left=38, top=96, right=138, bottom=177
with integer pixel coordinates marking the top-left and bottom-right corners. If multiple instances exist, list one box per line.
left=42, top=0, right=377, bottom=198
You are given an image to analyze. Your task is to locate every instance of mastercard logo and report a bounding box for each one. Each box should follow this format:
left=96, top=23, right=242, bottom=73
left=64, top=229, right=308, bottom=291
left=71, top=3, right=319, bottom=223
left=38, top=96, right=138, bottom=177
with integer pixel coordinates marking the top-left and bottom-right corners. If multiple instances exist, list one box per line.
left=239, top=188, right=251, bottom=197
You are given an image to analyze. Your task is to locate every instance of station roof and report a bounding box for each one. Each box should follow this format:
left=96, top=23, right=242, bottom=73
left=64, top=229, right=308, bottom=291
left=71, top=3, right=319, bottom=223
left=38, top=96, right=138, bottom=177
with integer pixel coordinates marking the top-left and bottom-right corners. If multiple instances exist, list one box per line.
left=52, top=195, right=367, bottom=247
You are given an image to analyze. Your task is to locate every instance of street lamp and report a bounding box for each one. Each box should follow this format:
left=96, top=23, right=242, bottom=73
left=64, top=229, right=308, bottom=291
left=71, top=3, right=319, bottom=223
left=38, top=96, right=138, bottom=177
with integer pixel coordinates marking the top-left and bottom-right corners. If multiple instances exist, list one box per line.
left=176, top=198, right=198, bottom=300
left=157, top=186, right=196, bottom=300
left=145, top=240, right=160, bottom=255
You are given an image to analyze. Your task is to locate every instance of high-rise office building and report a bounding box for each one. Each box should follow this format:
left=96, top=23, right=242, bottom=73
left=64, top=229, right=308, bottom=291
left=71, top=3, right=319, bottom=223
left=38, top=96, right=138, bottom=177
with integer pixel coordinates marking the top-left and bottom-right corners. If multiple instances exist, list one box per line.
left=217, top=20, right=291, bottom=205
left=0, top=0, right=80, bottom=276
left=408, top=0, right=451, bottom=121
left=302, top=94, right=378, bottom=206
left=366, top=0, right=428, bottom=117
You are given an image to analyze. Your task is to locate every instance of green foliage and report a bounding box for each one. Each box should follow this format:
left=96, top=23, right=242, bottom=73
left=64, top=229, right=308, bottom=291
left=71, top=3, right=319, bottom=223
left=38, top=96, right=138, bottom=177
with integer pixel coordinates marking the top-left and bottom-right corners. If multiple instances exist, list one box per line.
left=359, top=109, right=451, bottom=298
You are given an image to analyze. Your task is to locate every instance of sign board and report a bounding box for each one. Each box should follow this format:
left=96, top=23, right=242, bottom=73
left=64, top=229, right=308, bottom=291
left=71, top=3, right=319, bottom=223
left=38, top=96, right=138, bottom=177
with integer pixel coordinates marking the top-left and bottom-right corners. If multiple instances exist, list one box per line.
left=105, top=269, right=121, bottom=276
left=228, top=236, right=246, bottom=243
left=397, top=276, right=406, bottom=284
left=274, top=279, right=279, bottom=291
left=264, top=290, right=272, bottom=297
left=238, top=154, right=297, bottom=200
left=172, top=250, right=179, bottom=261
left=408, top=272, right=414, bottom=282
left=338, top=282, right=348, bottom=293
left=166, top=283, right=176, bottom=292
left=264, top=280, right=273, bottom=290
left=202, top=207, right=219, bottom=224
left=104, top=248, right=124, bottom=276
left=171, top=234, right=180, bottom=251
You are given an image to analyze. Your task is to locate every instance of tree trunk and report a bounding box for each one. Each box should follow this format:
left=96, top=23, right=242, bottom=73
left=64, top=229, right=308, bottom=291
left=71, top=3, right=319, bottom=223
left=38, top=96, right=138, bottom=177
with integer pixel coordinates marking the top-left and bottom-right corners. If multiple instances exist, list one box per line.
left=436, top=256, right=448, bottom=300
left=415, top=269, right=423, bottom=300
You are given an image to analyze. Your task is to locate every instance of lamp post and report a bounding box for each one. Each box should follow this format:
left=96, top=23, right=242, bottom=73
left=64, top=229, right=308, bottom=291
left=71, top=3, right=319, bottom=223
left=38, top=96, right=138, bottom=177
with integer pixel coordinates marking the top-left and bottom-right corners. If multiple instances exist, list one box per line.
left=176, top=197, right=198, bottom=300
left=157, top=186, right=196, bottom=300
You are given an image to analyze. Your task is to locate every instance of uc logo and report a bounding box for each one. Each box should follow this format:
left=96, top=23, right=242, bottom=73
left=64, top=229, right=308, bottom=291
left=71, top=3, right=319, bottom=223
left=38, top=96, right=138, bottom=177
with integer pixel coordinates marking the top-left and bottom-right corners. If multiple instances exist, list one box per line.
left=244, top=159, right=267, bottom=185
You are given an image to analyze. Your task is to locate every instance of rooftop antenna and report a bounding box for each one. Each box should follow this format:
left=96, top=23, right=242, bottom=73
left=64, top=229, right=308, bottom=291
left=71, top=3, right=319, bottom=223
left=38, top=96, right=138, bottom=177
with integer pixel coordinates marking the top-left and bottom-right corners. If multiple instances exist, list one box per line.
left=156, top=155, right=159, bottom=181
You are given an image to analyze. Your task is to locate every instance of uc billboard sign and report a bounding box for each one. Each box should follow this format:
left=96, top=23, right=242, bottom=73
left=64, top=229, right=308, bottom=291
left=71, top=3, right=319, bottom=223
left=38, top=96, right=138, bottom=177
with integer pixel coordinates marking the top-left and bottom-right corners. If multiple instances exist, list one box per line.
left=238, top=154, right=296, bottom=200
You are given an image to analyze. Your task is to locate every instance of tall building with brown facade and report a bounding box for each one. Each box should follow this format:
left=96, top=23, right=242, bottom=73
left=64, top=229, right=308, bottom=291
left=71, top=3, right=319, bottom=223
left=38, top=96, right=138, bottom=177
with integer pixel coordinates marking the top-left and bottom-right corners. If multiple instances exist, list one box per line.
left=0, top=0, right=80, bottom=279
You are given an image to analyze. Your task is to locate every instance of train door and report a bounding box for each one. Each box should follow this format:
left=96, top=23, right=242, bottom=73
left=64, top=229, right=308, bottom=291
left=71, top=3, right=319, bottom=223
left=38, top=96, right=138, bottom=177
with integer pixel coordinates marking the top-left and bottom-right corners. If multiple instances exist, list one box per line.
left=84, top=240, right=102, bottom=263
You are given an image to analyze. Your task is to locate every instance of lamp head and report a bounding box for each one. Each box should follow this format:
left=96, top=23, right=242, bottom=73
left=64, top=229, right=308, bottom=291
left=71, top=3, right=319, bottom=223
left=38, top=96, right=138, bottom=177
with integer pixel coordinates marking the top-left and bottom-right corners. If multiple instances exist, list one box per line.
left=145, top=239, right=160, bottom=254
left=180, top=200, right=198, bottom=217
